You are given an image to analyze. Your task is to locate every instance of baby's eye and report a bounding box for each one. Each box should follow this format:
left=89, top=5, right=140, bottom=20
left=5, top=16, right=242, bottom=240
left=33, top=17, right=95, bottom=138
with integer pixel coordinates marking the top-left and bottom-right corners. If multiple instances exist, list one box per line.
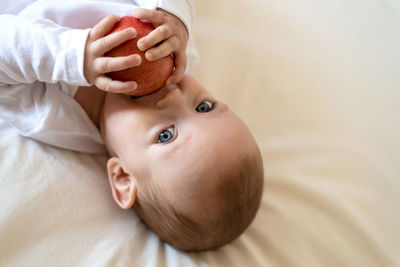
left=158, top=127, right=175, bottom=143
left=196, top=101, right=214, bottom=113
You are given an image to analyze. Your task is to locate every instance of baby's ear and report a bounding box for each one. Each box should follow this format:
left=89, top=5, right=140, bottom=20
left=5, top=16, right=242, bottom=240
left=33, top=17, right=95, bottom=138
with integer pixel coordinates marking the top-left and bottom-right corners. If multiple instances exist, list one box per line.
left=107, top=157, right=137, bottom=209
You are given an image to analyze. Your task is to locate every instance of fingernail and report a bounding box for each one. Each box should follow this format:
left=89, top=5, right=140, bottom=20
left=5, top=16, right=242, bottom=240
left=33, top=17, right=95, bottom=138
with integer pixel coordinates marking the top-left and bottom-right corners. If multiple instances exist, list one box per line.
left=137, top=40, right=145, bottom=51
left=129, top=82, right=137, bottom=90
left=129, top=28, right=136, bottom=35
left=133, top=54, right=142, bottom=65
left=145, top=52, right=153, bottom=61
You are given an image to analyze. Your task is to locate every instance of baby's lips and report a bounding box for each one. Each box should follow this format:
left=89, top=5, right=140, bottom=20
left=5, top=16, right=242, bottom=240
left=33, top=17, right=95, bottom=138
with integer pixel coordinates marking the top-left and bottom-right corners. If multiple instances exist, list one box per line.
left=123, top=84, right=163, bottom=97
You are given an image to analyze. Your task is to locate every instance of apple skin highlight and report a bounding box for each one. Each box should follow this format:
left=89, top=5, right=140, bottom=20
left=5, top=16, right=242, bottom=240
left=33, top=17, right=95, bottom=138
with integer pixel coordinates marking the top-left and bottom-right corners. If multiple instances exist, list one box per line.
left=105, top=16, right=174, bottom=96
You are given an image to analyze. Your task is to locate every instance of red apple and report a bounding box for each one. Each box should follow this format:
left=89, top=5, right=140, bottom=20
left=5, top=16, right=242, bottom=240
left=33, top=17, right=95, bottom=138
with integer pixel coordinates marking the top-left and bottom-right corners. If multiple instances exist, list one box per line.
left=105, top=16, right=174, bottom=96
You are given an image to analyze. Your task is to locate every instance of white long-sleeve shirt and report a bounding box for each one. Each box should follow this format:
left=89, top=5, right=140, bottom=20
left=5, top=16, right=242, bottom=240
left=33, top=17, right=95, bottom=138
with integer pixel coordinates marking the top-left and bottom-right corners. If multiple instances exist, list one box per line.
left=0, top=0, right=198, bottom=153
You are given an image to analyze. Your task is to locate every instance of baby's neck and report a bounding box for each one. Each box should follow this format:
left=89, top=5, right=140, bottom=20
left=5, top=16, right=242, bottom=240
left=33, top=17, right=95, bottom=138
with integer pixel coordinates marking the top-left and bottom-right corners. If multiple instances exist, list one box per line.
left=73, top=85, right=106, bottom=128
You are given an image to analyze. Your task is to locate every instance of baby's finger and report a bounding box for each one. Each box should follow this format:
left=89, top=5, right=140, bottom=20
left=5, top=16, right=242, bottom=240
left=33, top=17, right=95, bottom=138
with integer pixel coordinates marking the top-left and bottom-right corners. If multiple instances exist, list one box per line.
left=90, top=15, right=120, bottom=41
left=95, top=76, right=137, bottom=93
left=166, top=51, right=187, bottom=85
left=94, top=54, right=142, bottom=74
left=131, top=8, right=164, bottom=26
left=137, top=25, right=171, bottom=51
left=144, top=36, right=179, bottom=61
left=92, top=28, right=137, bottom=55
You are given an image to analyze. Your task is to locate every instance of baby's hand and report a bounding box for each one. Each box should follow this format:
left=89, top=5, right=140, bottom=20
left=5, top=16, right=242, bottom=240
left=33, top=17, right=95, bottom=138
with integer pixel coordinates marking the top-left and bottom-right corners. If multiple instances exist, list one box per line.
left=84, top=15, right=142, bottom=93
left=132, top=8, right=189, bottom=85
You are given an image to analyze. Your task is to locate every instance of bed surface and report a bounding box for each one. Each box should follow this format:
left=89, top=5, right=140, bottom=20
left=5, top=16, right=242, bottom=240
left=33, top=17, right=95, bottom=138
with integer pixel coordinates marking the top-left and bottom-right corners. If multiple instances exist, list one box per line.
left=1, top=0, right=400, bottom=266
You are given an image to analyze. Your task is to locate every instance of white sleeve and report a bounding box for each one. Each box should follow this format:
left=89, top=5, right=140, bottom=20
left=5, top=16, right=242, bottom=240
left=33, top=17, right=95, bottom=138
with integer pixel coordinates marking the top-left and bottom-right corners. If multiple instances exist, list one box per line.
left=0, top=81, right=105, bottom=154
left=0, top=14, right=91, bottom=86
left=155, top=0, right=194, bottom=34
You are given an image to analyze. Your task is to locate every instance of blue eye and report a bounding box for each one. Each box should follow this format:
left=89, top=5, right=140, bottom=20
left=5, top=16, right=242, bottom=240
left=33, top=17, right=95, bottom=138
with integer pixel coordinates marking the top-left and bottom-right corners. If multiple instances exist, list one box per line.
left=158, top=127, right=175, bottom=143
left=196, top=101, right=213, bottom=113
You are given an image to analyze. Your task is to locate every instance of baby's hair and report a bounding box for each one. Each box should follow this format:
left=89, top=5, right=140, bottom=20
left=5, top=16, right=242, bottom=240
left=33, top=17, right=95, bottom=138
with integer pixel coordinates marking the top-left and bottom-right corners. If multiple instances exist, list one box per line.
left=133, top=147, right=264, bottom=252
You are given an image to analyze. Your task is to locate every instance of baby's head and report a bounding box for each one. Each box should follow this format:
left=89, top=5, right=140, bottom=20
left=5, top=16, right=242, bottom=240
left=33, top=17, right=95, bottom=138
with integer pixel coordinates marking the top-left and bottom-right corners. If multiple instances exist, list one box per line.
left=100, top=75, right=264, bottom=251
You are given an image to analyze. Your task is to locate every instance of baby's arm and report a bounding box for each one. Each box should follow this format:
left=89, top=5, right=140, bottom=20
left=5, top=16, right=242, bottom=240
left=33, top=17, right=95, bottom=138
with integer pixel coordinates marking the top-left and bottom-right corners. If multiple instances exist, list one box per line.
left=0, top=14, right=90, bottom=85
left=0, top=14, right=138, bottom=93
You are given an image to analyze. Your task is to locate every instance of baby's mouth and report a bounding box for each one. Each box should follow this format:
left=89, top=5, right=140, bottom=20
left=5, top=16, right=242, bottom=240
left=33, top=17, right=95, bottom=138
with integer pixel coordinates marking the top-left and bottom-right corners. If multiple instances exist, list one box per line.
left=129, top=84, right=179, bottom=106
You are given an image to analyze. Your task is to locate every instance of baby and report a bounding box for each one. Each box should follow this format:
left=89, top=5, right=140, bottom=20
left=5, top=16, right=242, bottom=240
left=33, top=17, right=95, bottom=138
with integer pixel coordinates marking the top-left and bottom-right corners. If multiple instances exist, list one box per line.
left=0, top=1, right=264, bottom=252
left=76, top=75, right=264, bottom=251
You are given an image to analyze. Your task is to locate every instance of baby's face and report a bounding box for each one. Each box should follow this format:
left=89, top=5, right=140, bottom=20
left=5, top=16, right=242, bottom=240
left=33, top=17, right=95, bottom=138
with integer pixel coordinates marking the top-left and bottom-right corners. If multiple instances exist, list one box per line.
left=102, top=75, right=257, bottom=214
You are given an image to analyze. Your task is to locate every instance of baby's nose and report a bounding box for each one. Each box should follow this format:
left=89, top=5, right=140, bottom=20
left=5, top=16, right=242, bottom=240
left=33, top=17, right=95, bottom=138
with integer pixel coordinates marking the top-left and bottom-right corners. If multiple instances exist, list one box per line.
left=155, top=86, right=184, bottom=109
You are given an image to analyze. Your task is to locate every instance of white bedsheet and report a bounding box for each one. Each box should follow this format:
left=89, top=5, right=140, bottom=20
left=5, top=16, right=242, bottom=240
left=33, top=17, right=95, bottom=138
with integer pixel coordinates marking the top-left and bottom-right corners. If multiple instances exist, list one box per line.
left=1, top=0, right=400, bottom=266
